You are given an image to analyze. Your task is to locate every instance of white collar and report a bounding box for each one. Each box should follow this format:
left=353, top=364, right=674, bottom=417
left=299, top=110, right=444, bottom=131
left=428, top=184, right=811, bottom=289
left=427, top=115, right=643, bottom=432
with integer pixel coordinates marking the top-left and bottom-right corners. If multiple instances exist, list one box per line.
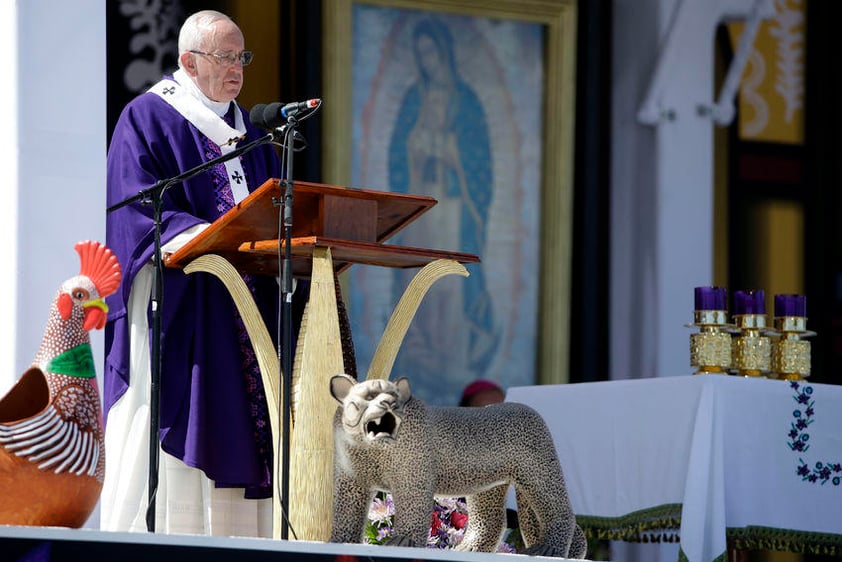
left=173, top=68, right=232, bottom=117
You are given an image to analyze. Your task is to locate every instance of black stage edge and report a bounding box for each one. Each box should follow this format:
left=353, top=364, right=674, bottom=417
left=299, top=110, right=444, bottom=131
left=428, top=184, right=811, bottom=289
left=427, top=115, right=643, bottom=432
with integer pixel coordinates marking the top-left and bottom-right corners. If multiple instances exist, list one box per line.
left=0, top=525, right=581, bottom=562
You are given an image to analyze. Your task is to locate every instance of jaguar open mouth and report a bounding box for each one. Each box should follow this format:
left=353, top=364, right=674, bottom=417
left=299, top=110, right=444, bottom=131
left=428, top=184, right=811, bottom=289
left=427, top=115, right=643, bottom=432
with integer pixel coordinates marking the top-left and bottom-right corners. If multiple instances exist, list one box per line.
left=364, top=411, right=400, bottom=441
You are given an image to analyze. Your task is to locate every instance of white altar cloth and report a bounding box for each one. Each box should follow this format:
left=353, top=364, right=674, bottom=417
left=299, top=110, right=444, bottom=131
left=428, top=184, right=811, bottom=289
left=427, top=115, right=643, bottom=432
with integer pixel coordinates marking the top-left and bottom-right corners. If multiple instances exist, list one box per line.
left=507, top=375, right=842, bottom=562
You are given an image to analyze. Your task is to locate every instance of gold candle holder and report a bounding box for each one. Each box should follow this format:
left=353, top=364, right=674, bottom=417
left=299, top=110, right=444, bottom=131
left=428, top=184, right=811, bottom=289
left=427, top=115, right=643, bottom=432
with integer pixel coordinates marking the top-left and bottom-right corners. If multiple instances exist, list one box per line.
left=731, top=290, right=771, bottom=377
left=770, top=294, right=814, bottom=381
left=689, top=287, right=731, bottom=374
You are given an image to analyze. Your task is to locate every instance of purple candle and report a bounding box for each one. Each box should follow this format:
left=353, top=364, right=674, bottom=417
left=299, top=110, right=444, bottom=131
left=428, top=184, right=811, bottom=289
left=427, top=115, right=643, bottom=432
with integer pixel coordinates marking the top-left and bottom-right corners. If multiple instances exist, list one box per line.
left=734, top=289, right=765, bottom=315
left=694, top=286, right=727, bottom=311
left=775, top=294, right=806, bottom=317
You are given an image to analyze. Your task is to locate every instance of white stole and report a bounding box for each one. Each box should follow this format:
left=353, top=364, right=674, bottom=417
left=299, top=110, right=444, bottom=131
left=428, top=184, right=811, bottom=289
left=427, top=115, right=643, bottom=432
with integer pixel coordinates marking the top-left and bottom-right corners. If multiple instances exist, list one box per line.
left=148, top=71, right=250, bottom=204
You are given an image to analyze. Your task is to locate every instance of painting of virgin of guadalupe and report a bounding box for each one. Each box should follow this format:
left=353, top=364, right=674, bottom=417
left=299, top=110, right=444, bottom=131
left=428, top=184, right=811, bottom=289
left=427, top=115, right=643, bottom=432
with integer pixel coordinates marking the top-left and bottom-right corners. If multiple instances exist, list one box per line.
left=348, top=5, right=545, bottom=405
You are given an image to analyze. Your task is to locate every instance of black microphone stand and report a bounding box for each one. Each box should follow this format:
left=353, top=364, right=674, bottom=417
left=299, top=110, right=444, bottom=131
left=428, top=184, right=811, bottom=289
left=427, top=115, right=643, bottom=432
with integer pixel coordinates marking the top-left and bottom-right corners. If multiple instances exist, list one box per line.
left=278, top=117, right=296, bottom=541
left=267, top=101, right=318, bottom=542
left=107, top=132, right=275, bottom=533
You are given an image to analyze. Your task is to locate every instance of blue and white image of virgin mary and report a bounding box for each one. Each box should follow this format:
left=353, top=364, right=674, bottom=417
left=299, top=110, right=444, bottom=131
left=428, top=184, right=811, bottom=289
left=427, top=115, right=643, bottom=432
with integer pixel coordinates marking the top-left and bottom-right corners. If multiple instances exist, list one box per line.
left=349, top=7, right=544, bottom=405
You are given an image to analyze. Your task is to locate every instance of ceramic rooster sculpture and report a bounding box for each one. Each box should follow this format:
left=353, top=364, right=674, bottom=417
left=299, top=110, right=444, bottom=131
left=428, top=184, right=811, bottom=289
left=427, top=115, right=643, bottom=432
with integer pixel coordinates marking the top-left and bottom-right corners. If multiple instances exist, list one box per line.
left=0, top=241, right=121, bottom=527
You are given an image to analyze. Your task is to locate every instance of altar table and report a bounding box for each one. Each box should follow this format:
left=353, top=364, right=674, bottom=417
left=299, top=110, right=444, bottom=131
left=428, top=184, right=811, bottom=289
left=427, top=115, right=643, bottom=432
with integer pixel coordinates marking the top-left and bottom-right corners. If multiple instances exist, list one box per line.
left=506, top=375, right=842, bottom=562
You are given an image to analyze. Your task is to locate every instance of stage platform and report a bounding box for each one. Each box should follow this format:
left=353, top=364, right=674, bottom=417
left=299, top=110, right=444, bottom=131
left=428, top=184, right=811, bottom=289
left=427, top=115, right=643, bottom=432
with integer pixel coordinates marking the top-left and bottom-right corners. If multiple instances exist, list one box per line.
left=0, top=525, right=585, bottom=561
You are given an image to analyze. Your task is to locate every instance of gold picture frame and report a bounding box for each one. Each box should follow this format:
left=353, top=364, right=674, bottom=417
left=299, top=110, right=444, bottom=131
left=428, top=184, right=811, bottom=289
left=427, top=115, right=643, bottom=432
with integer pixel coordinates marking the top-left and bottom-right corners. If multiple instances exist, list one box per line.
left=323, top=0, right=578, bottom=387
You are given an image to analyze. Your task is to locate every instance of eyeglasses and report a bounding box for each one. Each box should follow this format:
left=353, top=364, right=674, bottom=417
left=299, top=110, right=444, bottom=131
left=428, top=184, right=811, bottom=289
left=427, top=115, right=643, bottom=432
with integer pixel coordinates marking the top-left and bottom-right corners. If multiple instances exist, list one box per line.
left=190, top=50, right=253, bottom=67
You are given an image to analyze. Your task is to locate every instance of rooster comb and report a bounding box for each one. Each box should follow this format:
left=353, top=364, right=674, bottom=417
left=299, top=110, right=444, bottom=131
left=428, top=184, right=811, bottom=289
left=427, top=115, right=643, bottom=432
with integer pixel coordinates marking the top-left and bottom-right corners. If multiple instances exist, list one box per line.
left=75, top=240, right=122, bottom=298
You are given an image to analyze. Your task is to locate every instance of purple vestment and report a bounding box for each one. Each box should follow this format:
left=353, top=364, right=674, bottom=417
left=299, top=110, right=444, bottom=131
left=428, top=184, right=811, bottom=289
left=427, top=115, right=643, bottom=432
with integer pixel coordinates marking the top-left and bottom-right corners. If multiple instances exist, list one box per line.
left=104, top=79, right=285, bottom=491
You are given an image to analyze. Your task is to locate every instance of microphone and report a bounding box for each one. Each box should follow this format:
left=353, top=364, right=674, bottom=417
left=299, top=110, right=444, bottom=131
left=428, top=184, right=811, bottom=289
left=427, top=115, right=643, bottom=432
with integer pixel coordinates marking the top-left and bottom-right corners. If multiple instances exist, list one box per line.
left=251, top=99, right=321, bottom=129
left=249, top=103, right=269, bottom=128
left=277, top=99, right=321, bottom=119
left=248, top=104, right=309, bottom=151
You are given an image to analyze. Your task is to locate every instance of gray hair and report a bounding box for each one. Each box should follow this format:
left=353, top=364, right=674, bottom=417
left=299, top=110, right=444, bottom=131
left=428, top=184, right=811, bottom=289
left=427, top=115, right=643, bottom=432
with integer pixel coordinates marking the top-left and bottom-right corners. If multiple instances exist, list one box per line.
left=177, top=10, right=234, bottom=62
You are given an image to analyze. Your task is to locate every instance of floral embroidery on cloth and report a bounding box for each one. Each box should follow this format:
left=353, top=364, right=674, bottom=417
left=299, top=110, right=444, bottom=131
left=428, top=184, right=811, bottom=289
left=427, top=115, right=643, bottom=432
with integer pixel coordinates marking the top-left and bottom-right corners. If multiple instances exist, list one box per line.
left=788, top=381, right=841, bottom=486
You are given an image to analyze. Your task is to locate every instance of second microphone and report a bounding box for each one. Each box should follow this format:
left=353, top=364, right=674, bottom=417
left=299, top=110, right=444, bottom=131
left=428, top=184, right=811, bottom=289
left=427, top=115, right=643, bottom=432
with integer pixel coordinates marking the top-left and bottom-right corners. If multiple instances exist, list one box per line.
left=250, top=99, right=322, bottom=129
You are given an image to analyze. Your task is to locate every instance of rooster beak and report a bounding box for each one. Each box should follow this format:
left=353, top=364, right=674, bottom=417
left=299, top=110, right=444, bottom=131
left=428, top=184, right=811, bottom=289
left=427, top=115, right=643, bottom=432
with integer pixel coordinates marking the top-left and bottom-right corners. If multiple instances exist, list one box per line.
left=82, top=298, right=109, bottom=331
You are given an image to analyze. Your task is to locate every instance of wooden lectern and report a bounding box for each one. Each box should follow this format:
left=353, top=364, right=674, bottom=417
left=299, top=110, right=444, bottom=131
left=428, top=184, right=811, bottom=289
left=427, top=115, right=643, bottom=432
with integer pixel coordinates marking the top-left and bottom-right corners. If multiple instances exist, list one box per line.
left=165, top=179, right=479, bottom=541
left=165, top=178, right=479, bottom=276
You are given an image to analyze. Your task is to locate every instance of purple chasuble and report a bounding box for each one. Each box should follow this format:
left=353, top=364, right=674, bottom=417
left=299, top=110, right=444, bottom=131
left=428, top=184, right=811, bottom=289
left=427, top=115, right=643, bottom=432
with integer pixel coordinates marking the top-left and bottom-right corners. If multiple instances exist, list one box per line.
left=104, top=77, right=286, bottom=493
